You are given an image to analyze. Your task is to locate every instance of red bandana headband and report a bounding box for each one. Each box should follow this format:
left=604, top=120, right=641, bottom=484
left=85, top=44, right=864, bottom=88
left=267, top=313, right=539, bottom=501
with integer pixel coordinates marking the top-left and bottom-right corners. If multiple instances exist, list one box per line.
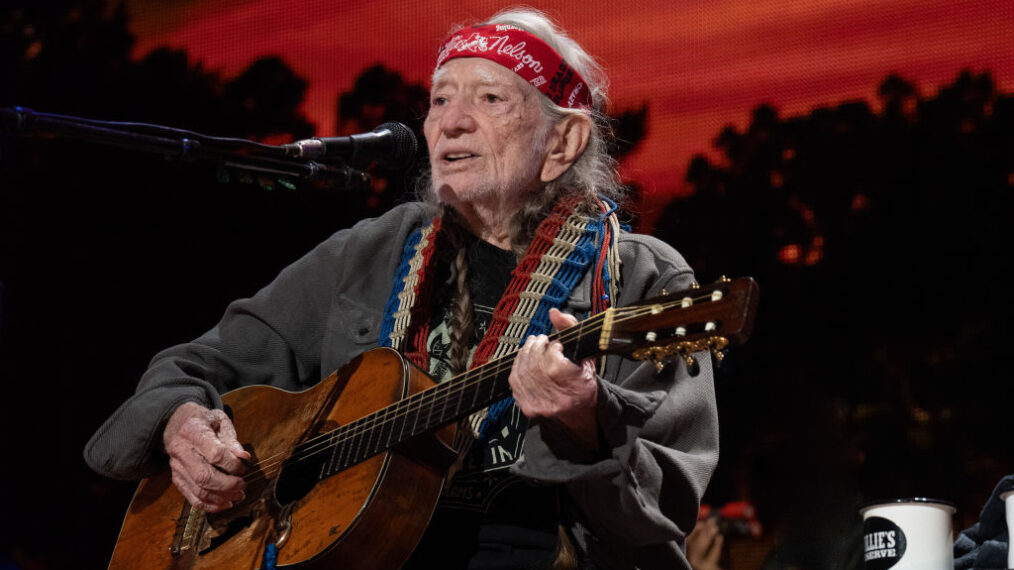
left=436, top=24, right=593, bottom=110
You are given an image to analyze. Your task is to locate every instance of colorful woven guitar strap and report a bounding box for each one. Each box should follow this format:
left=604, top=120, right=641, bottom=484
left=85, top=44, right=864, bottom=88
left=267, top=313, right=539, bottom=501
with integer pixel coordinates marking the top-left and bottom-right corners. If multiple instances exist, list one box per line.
left=379, top=196, right=621, bottom=439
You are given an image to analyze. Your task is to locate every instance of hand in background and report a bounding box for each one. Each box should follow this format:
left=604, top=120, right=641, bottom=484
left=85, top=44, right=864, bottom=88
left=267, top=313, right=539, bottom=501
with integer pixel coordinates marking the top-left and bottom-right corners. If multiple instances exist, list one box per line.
left=687, top=517, right=724, bottom=570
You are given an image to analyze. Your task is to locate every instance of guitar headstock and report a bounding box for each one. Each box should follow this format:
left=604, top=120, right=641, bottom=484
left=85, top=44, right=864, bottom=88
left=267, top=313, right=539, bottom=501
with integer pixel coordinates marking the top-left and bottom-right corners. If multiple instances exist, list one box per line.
left=598, top=276, right=759, bottom=371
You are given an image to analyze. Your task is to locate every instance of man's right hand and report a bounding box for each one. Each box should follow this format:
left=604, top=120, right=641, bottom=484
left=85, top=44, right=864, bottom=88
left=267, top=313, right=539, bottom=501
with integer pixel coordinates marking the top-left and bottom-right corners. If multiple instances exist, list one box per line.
left=163, top=402, right=251, bottom=513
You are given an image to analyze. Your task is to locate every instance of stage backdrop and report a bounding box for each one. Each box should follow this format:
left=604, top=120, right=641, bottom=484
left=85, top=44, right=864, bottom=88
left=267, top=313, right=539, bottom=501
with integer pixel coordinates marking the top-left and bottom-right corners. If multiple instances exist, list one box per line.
left=125, top=0, right=1014, bottom=227
left=2, top=2, right=1013, bottom=569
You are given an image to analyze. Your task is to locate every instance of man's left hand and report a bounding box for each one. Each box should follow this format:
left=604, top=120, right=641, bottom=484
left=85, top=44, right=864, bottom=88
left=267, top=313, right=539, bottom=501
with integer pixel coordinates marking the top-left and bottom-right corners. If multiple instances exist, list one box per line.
left=509, top=308, right=600, bottom=451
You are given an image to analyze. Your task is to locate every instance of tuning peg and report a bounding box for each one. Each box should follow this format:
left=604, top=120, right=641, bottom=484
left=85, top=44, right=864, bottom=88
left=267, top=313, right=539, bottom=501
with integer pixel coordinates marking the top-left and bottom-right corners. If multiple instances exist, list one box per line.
left=707, top=337, right=730, bottom=369
left=684, top=354, right=700, bottom=377
left=673, top=345, right=700, bottom=377
left=645, top=350, right=674, bottom=374
left=650, top=355, right=667, bottom=374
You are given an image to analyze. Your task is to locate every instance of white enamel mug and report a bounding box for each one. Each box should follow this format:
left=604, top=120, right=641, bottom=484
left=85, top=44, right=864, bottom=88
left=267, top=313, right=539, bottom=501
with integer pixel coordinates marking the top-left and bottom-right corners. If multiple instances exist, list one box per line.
left=1001, top=490, right=1014, bottom=569
left=859, top=498, right=956, bottom=570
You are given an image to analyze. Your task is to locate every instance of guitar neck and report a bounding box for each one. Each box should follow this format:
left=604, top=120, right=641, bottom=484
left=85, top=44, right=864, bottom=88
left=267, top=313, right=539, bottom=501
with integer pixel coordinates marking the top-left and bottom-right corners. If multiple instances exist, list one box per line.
left=306, top=276, right=759, bottom=480
left=315, top=313, right=606, bottom=477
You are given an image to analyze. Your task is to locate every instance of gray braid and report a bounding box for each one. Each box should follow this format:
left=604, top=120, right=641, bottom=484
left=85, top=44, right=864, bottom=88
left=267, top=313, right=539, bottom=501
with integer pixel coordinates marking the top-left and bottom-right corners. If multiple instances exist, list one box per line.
left=441, top=206, right=476, bottom=376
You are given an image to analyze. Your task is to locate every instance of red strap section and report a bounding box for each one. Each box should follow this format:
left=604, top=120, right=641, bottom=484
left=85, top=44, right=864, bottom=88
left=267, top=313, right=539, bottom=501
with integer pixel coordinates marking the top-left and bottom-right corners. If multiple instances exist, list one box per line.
left=468, top=197, right=579, bottom=369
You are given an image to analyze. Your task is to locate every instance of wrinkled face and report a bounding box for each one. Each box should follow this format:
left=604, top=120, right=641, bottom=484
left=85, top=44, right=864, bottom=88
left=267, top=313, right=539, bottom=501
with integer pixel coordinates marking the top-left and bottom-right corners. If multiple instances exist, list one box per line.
left=424, top=57, right=550, bottom=209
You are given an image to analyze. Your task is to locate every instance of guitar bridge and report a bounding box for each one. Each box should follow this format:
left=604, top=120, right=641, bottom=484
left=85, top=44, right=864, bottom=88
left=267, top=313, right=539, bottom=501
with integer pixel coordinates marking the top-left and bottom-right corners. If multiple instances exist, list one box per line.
left=171, top=501, right=205, bottom=555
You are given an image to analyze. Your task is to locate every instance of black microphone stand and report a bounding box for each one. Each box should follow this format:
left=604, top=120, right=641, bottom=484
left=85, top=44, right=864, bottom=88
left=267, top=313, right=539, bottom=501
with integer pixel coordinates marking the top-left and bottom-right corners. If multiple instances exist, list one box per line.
left=0, top=106, right=370, bottom=188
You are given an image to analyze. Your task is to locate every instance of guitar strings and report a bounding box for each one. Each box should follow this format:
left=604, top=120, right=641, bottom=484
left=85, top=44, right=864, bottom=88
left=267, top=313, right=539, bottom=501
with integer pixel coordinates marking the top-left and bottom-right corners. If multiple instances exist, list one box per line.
left=236, top=290, right=723, bottom=484
left=236, top=291, right=719, bottom=485
left=235, top=290, right=727, bottom=484
left=233, top=308, right=616, bottom=482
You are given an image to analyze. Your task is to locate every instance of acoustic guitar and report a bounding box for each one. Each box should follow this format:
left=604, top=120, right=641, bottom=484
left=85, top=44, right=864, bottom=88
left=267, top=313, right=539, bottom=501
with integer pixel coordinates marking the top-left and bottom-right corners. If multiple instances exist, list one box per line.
left=108, top=277, right=759, bottom=569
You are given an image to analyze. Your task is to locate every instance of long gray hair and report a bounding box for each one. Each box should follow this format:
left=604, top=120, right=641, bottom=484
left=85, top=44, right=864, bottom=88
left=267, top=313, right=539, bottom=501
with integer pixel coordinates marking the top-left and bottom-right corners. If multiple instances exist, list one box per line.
left=420, top=8, right=626, bottom=248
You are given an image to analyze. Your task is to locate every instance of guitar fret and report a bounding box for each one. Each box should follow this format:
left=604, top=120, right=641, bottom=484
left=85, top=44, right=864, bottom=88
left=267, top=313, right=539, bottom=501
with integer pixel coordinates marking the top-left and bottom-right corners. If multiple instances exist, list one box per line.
left=488, top=367, right=498, bottom=401
left=457, top=374, right=473, bottom=416
left=382, top=406, right=397, bottom=451
left=336, top=425, right=352, bottom=472
left=424, top=382, right=437, bottom=433
left=323, top=430, right=339, bottom=479
left=408, top=401, right=421, bottom=439
left=435, top=383, right=448, bottom=427
left=389, top=408, right=407, bottom=447
left=374, top=407, right=389, bottom=454
left=469, top=371, right=482, bottom=410
left=450, top=382, right=462, bottom=421
left=438, top=384, right=451, bottom=425
left=365, top=413, right=379, bottom=460
left=447, top=380, right=464, bottom=422
left=351, top=418, right=365, bottom=465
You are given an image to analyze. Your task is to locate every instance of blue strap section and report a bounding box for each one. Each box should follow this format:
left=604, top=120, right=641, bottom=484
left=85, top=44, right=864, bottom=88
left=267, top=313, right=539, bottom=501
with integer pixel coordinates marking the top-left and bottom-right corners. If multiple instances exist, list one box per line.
left=378, top=226, right=425, bottom=348
left=263, top=543, right=278, bottom=570
left=525, top=220, right=599, bottom=336
left=596, top=195, right=630, bottom=231
left=598, top=196, right=619, bottom=217
left=481, top=398, right=515, bottom=438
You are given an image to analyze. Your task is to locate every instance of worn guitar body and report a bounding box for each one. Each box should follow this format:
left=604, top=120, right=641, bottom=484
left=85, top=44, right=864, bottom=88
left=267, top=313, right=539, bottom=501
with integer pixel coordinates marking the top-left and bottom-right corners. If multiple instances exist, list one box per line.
left=109, top=348, right=458, bottom=570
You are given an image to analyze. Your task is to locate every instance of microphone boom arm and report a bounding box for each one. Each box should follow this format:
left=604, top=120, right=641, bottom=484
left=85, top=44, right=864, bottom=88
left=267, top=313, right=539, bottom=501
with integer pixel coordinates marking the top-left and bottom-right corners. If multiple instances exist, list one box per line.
left=1, top=106, right=369, bottom=186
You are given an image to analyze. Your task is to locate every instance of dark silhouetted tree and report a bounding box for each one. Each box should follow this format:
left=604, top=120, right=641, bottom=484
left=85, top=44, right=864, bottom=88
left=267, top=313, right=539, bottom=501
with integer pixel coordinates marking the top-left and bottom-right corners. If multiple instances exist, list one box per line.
left=222, top=56, right=314, bottom=139
left=0, top=3, right=353, bottom=569
left=335, top=64, right=430, bottom=214
left=657, top=70, right=1014, bottom=559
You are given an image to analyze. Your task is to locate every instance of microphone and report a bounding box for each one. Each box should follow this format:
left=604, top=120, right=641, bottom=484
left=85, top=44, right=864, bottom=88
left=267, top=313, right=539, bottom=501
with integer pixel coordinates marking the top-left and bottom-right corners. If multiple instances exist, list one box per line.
left=281, top=122, right=418, bottom=168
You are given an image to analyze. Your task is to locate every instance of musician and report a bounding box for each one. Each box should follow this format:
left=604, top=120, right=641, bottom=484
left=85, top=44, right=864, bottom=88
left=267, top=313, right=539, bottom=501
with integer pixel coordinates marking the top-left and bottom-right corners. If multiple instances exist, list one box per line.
left=85, top=8, right=719, bottom=569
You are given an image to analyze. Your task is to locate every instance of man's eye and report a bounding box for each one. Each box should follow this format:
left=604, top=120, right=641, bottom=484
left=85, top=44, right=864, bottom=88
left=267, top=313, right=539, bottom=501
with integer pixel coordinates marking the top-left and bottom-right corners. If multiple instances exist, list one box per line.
left=431, top=97, right=447, bottom=106
left=483, top=93, right=502, bottom=103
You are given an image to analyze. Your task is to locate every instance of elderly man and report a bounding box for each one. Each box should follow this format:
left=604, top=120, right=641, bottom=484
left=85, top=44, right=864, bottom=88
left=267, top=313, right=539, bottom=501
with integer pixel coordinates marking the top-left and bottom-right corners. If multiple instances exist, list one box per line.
left=85, top=8, right=718, bottom=570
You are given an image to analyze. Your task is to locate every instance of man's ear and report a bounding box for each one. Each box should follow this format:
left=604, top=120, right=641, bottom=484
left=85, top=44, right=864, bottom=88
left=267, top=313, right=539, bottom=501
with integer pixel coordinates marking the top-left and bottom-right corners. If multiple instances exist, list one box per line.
left=540, top=113, right=592, bottom=183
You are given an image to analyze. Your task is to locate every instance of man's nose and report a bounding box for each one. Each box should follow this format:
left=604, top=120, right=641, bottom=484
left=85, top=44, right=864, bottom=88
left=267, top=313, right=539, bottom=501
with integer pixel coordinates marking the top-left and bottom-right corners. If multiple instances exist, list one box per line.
left=440, top=99, right=478, bottom=136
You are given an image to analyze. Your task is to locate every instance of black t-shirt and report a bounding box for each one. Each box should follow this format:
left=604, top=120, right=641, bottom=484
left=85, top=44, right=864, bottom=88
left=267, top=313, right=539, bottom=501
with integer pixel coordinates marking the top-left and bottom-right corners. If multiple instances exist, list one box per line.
left=404, top=237, right=560, bottom=570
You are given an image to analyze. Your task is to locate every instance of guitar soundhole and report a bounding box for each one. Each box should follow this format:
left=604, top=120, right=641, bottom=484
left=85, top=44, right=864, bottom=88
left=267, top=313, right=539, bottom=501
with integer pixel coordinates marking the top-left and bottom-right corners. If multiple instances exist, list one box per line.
left=199, top=513, right=254, bottom=555
left=275, top=438, right=329, bottom=506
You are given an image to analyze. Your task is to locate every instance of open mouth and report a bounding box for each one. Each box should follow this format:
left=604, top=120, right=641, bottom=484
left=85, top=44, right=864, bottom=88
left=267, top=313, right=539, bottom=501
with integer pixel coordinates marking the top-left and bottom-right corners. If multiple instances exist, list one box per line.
left=443, top=152, right=477, bottom=162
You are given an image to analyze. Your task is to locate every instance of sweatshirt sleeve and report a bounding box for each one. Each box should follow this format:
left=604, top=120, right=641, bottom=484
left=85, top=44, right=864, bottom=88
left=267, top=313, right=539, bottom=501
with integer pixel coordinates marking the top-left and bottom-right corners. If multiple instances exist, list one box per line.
left=83, top=202, right=428, bottom=480
left=511, top=234, right=720, bottom=568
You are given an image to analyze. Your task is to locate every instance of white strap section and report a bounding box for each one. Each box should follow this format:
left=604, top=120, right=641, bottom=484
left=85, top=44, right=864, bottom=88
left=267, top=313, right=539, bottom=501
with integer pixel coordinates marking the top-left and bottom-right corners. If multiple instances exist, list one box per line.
left=388, top=223, right=437, bottom=350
